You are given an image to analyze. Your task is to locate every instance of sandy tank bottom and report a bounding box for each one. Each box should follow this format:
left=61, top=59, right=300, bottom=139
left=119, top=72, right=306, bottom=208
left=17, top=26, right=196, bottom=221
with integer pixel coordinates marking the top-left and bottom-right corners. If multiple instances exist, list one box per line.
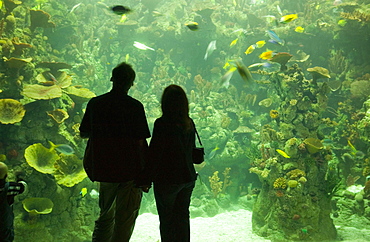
left=130, top=209, right=370, bottom=242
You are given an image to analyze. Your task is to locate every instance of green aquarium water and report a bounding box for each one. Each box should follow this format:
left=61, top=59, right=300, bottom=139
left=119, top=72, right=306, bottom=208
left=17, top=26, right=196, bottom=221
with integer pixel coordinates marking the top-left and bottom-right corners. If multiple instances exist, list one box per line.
left=0, top=0, right=370, bottom=241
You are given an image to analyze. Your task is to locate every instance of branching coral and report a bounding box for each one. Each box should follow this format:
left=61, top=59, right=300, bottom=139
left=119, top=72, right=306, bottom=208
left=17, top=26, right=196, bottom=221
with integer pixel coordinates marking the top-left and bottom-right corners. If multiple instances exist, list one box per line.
left=287, top=169, right=306, bottom=180
left=209, top=168, right=233, bottom=197
left=340, top=10, right=370, bottom=23
left=209, top=171, right=223, bottom=198
left=221, top=167, right=232, bottom=194
left=193, top=74, right=212, bottom=100
left=328, top=50, right=348, bottom=76
left=273, top=177, right=287, bottom=189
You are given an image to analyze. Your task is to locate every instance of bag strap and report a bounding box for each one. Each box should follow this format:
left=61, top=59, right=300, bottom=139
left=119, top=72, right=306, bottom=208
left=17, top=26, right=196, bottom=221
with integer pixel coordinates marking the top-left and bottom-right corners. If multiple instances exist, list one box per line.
left=192, top=120, right=203, bottom=146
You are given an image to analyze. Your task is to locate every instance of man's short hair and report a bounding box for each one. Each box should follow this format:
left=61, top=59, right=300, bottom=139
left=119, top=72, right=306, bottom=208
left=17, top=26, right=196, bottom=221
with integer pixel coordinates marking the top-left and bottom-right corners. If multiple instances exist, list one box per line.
left=111, top=62, right=136, bottom=90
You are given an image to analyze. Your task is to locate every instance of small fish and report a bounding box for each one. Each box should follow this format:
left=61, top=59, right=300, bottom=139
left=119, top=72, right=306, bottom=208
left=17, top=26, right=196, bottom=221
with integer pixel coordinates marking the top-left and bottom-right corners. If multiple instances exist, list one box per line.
left=259, top=50, right=274, bottom=60
left=262, top=15, right=277, bottom=23
left=40, top=81, right=56, bottom=86
left=347, top=140, right=357, bottom=156
left=133, top=41, right=155, bottom=51
left=366, top=175, right=370, bottom=182
left=280, top=14, right=298, bottom=24
left=355, top=150, right=365, bottom=159
left=234, top=59, right=254, bottom=84
left=204, top=40, right=217, bottom=60
left=111, top=5, right=131, bottom=15
left=337, top=19, right=347, bottom=27
left=333, top=0, right=342, bottom=6
left=120, top=14, right=127, bottom=23
left=49, top=141, right=75, bottom=155
left=185, top=21, right=199, bottom=31
left=69, top=3, right=82, bottom=13
left=295, top=26, right=304, bottom=33
left=80, top=188, right=87, bottom=198
left=152, top=11, right=163, bottom=17
left=221, top=67, right=237, bottom=88
left=276, top=149, right=290, bottom=158
left=47, top=72, right=58, bottom=84
left=223, top=60, right=231, bottom=69
left=97, top=2, right=109, bottom=9
left=266, top=30, right=284, bottom=45
left=255, top=40, right=266, bottom=48
left=230, top=38, right=239, bottom=47
left=321, top=138, right=334, bottom=146
left=208, top=145, right=220, bottom=160
left=125, top=54, right=130, bottom=63
left=248, top=62, right=271, bottom=68
left=231, top=28, right=248, bottom=36
left=277, top=5, right=283, bottom=16
left=244, top=44, right=256, bottom=55
left=90, top=189, right=99, bottom=199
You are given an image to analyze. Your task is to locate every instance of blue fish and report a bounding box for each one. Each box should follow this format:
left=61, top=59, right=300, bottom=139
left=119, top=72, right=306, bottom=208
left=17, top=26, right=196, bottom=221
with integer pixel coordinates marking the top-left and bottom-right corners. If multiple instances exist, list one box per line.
left=208, top=145, right=220, bottom=160
left=49, top=141, right=75, bottom=155
left=322, top=139, right=333, bottom=146
left=266, top=30, right=284, bottom=45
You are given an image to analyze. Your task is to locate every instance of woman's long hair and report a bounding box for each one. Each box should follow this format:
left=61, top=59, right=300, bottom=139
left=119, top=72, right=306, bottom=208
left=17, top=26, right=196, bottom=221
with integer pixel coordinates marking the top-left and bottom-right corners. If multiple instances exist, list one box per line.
left=161, top=85, right=191, bottom=130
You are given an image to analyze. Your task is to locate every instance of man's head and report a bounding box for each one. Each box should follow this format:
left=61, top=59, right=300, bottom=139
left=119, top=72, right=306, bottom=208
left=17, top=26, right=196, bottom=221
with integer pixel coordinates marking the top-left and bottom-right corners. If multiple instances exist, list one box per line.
left=111, top=62, right=136, bottom=92
left=0, top=162, right=8, bottom=180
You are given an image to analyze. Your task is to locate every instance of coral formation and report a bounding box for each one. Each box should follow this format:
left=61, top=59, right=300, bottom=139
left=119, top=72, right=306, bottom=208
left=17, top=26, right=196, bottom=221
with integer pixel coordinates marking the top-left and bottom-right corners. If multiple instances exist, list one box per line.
left=47, top=109, right=69, bottom=124
left=0, top=99, right=26, bottom=124
left=29, top=9, right=56, bottom=31
left=269, top=110, right=279, bottom=119
left=22, top=197, right=54, bottom=215
left=22, top=84, right=63, bottom=100
left=209, top=171, right=223, bottom=198
left=53, top=154, right=87, bottom=187
left=24, top=143, right=58, bottom=174
left=273, top=177, right=287, bottom=189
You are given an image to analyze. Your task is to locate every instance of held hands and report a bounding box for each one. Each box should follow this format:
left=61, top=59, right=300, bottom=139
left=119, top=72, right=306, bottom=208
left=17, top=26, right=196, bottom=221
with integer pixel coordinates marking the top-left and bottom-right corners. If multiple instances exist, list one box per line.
left=139, top=185, right=151, bottom=193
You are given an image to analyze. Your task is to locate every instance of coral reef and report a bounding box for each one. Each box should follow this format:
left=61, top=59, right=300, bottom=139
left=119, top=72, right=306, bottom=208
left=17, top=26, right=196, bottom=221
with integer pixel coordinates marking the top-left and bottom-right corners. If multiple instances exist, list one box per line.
left=0, top=0, right=368, bottom=240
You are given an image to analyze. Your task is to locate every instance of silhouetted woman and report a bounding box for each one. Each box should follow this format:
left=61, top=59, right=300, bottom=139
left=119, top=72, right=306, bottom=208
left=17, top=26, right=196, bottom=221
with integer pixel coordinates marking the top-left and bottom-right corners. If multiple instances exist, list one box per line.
left=148, top=84, right=197, bottom=242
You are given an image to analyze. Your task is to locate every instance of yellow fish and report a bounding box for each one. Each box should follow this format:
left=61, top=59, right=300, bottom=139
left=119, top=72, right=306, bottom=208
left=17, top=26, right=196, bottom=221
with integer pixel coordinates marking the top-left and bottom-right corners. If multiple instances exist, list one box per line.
left=120, top=14, right=127, bottom=23
left=348, top=140, right=357, bottom=156
left=234, top=59, right=254, bottom=84
left=208, top=145, right=220, bottom=160
left=244, top=44, right=255, bottom=55
left=255, top=40, right=266, bottom=48
left=259, top=50, right=274, bottom=60
left=125, top=54, right=130, bottom=63
left=276, top=149, right=290, bottom=158
left=80, top=188, right=88, bottom=197
left=338, top=19, right=347, bottom=27
left=230, top=38, right=239, bottom=47
left=185, top=21, right=199, bottom=31
left=295, top=26, right=304, bottom=33
left=280, top=14, right=298, bottom=24
left=223, top=60, right=233, bottom=69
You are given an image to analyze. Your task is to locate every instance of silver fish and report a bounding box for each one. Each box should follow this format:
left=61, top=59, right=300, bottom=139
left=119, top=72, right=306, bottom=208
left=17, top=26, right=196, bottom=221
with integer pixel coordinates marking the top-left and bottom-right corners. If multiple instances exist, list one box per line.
left=69, top=3, right=82, bottom=13
left=204, top=40, right=216, bottom=60
left=133, top=41, right=155, bottom=51
left=221, top=68, right=236, bottom=88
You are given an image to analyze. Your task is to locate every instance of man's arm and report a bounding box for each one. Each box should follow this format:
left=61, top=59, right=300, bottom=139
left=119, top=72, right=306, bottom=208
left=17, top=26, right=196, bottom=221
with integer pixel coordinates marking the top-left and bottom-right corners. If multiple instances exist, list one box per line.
left=79, top=102, right=92, bottom=139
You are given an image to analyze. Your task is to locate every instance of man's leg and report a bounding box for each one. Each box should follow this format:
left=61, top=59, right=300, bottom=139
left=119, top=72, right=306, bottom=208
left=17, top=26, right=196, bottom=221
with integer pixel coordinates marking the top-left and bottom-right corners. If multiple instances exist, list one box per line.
left=111, top=180, right=142, bottom=242
left=92, top=182, right=118, bottom=242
